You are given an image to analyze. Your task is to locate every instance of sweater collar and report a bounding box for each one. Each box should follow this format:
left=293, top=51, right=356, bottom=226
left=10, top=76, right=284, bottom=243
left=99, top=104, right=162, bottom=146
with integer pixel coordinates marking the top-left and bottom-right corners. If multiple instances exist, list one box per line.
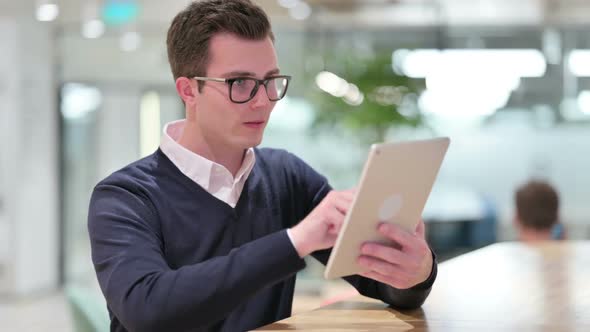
left=159, top=120, right=256, bottom=201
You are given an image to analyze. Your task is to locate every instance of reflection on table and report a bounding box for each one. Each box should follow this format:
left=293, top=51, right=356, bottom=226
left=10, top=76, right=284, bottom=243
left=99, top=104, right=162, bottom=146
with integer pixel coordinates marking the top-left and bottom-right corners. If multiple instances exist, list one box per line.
left=257, top=241, right=590, bottom=332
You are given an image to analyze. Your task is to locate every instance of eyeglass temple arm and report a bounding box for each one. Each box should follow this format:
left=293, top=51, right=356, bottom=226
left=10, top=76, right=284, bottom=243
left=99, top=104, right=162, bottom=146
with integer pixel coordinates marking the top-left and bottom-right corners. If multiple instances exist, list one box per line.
left=193, top=77, right=226, bottom=82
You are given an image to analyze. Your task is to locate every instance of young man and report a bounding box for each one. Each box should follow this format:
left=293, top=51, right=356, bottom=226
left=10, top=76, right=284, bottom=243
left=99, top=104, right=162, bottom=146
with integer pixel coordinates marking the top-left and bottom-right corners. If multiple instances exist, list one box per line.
left=514, top=179, right=564, bottom=241
left=88, top=1, right=437, bottom=331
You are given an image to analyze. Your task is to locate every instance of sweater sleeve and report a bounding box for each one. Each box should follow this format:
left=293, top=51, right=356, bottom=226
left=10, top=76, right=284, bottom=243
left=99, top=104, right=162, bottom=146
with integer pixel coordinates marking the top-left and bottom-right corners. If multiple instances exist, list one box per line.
left=288, top=152, right=437, bottom=309
left=88, top=183, right=306, bottom=332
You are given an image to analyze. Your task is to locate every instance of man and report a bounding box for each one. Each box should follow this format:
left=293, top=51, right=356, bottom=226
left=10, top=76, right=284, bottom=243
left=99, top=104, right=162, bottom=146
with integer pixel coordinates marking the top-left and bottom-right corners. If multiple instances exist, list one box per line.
left=88, top=1, right=437, bottom=331
left=514, top=179, right=564, bottom=241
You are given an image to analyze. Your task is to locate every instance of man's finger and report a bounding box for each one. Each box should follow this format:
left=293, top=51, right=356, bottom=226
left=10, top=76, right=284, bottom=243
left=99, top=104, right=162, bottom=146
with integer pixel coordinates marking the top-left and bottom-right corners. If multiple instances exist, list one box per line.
left=358, top=256, right=414, bottom=281
left=359, top=270, right=412, bottom=290
left=343, top=187, right=357, bottom=195
left=332, top=196, right=353, bottom=215
left=378, top=223, right=416, bottom=249
left=327, top=207, right=345, bottom=224
left=327, top=211, right=345, bottom=234
left=329, top=221, right=343, bottom=235
left=360, top=243, right=414, bottom=268
left=337, top=190, right=355, bottom=203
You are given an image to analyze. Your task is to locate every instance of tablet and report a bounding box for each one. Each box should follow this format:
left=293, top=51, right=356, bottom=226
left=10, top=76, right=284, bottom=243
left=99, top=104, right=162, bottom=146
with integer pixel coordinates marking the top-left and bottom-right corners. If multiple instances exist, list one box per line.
left=324, top=137, right=450, bottom=279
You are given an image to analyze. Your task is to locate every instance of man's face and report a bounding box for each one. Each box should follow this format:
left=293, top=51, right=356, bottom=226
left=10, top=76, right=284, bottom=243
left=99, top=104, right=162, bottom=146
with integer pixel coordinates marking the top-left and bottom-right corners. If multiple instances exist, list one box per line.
left=194, top=33, right=279, bottom=151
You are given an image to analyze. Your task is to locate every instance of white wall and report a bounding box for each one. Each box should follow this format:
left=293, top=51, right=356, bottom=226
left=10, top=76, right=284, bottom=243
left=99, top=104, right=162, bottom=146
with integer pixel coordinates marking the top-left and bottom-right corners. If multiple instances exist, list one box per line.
left=96, top=86, right=142, bottom=177
left=0, top=16, right=59, bottom=295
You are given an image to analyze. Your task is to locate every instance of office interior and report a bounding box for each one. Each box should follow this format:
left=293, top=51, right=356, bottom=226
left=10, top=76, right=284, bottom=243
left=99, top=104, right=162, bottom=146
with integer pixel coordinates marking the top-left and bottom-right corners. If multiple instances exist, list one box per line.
left=1, top=0, right=589, bottom=331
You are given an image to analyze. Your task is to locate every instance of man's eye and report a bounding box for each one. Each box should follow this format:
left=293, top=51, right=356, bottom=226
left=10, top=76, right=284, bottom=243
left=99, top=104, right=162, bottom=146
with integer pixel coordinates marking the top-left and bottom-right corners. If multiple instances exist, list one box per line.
left=234, top=79, right=246, bottom=86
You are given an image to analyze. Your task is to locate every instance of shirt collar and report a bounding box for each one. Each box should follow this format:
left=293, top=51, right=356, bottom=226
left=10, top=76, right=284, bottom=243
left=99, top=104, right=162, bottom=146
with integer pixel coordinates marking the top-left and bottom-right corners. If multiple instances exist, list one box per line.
left=159, top=119, right=256, bottom=191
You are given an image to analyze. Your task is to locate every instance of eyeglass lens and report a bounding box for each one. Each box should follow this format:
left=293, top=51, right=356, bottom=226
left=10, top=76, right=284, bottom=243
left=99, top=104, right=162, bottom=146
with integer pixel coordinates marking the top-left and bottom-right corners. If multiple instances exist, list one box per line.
left=230, top=77, right=288, bottom=102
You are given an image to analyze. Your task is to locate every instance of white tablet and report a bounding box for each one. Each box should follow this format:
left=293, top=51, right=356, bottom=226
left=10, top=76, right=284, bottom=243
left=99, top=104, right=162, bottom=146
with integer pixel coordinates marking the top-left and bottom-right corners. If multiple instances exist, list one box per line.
left=324, top=137, right=450, bottom=279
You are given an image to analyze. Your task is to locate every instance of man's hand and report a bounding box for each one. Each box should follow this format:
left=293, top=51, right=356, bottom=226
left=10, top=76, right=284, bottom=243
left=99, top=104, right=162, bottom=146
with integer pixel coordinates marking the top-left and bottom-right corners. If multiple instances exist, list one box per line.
left=358, top=219, right=433, bottom=289
left=289, top=189, right=355, bottom=258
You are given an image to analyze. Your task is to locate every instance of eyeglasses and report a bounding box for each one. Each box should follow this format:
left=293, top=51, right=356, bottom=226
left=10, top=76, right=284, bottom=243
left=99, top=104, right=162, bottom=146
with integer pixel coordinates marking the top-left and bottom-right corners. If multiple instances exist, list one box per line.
left=192, top=75, right=291, bottom=104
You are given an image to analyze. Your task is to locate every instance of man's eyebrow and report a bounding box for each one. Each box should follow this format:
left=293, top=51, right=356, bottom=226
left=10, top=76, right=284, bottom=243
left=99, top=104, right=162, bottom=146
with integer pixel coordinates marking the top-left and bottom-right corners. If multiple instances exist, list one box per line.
left=265, top=68, right=280, bottom=76
left=221, top=69, right=281, bottom=78
left=221, top=71, right=256, bottom=77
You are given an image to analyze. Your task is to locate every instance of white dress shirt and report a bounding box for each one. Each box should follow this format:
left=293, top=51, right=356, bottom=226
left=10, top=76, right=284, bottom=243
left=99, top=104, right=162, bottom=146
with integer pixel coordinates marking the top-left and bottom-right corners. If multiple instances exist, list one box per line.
left=159, top=120, right=256, bottom=208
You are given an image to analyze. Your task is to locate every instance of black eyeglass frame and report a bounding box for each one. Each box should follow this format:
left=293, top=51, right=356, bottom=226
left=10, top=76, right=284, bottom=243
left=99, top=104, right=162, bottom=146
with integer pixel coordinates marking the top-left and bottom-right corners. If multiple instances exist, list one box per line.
left=192, top=75, right=292, bottom=104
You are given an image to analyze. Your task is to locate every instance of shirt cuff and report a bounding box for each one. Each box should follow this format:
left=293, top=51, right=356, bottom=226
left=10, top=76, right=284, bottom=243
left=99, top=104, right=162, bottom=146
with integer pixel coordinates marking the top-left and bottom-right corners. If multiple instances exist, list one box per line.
left=286, top=228, right=296, bottom=249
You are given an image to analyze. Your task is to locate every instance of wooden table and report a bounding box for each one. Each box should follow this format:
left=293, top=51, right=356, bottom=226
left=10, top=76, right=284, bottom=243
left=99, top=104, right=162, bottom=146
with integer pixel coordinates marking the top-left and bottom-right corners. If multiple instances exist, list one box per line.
left=257, top=241, right=590, bottom=331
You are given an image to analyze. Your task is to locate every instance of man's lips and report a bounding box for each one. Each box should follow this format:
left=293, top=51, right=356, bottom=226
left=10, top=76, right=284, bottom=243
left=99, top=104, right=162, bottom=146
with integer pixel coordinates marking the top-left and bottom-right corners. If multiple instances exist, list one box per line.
left=243, top=121, right=265, bottom=128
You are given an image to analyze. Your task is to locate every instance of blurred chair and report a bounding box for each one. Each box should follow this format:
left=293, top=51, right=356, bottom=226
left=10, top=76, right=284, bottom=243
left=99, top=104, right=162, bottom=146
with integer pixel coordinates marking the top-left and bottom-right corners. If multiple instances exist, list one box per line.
left=65, top=285, right=110, bottom=332
left=551, top=222, right=566, bottom=240
left=423, top=186, right=497, bottom=259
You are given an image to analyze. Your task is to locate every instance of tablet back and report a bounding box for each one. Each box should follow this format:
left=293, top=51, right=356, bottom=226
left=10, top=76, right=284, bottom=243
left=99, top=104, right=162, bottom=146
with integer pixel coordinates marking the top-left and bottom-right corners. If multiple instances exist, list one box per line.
left=324, top=137, right=450, bottom=279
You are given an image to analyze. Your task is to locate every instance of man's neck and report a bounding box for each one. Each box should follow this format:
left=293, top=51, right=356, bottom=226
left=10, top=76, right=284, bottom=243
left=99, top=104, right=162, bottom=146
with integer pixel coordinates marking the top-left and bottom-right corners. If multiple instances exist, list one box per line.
left=518, top=228, right=553, bottom=242
left=177, top=120, right=245, bottom=177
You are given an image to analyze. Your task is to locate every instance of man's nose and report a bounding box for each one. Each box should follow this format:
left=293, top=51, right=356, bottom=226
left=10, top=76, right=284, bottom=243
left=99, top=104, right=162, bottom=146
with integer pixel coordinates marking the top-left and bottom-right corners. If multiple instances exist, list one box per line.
left=249, top=84, right=271, bottom=109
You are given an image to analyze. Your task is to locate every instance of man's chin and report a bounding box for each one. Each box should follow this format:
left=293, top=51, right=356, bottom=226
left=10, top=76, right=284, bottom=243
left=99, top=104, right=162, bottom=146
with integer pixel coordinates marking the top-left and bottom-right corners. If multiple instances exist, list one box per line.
left=238, top=136, right=263, bottom=149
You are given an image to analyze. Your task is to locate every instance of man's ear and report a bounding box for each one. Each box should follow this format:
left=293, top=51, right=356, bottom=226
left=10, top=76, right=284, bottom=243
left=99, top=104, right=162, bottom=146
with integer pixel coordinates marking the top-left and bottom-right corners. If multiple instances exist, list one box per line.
left=175, top=77, right=198, bottom=105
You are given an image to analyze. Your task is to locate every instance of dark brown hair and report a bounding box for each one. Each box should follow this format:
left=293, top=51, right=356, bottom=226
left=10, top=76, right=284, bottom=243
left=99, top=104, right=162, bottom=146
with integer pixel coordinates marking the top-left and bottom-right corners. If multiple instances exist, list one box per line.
left=166, top=0, right=274, bottom=90
left=515, top=180, right=559, bottom=230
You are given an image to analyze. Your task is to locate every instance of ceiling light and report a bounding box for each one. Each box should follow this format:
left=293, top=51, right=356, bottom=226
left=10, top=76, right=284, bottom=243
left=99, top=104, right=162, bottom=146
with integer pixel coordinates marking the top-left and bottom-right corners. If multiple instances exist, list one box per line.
left=315, top=71, right=349, bottom=97
left=289, top=1, right=311, bottom=20
left=36, top=3, right=59, bottom=22
left=397, top=49, right=546, bottom=78
left=278, top=0, right=300, bottom=9
left=568, top=50, right=590, bottom=77
left=82, top=19, right=105, bottom=39
left=61, top=83, right=102, bottom=120
left=343, top=84, right=364, bottom=106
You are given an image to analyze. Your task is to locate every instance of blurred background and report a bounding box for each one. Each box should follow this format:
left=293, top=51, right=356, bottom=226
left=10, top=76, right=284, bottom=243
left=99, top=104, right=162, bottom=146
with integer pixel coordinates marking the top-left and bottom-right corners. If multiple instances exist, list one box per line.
left=1, top=0, right=590, bottom=330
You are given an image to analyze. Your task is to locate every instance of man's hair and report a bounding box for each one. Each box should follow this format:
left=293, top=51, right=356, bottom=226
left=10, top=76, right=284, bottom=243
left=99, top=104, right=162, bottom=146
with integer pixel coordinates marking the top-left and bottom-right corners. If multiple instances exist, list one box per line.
left=166, top=0, right=274, bottom=89
left=515, top=180, right=559, bottom=231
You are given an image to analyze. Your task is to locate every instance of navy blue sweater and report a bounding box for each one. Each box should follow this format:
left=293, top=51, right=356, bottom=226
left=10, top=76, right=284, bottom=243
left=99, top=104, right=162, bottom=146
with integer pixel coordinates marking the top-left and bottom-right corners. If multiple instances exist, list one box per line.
left=88, top=148, right=436, bottom=332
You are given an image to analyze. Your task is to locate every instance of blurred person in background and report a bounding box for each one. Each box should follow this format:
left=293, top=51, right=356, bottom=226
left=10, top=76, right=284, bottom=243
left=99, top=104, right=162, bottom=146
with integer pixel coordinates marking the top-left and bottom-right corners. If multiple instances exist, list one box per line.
left=87, top=1, right=436, bottom=331
left=514, top=179, right=565, bottom=242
